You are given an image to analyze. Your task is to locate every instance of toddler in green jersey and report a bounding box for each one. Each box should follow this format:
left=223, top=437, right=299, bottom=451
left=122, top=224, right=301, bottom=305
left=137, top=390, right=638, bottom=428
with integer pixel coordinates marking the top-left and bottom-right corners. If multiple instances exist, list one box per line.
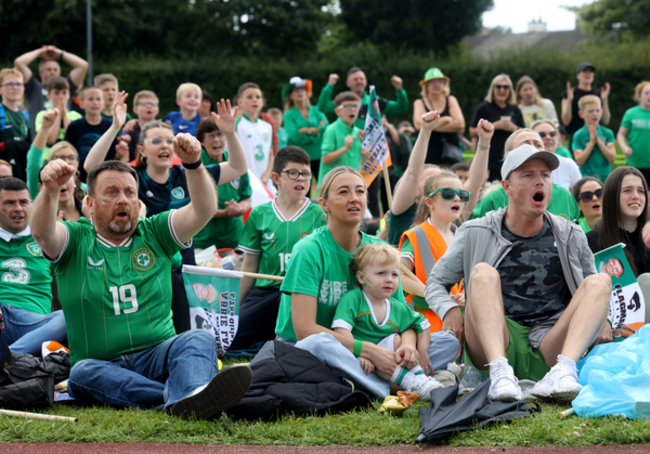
left=231, top=146, right=326, bottom=350
left=332, top=243, right=443, bottom=401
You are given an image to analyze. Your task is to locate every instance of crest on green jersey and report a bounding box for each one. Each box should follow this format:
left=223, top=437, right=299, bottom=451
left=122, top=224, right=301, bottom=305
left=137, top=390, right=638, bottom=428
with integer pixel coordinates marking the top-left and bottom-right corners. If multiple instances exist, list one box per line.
left=230, top=177, right=240, bottom=189
left=26, top=242, right=42, bottom=257
left=171, top=187, right=185, bottom=199
left=133, top=248, right=155, bottom=271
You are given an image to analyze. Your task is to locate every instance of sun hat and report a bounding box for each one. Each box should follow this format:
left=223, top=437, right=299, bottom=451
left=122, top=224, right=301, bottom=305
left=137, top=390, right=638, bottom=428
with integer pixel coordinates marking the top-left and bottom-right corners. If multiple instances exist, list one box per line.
left=501, top=144, right=560, bottom=180
left=419, top=68, right=450, bottom=86
left=281, top=77, right=312, bottom=100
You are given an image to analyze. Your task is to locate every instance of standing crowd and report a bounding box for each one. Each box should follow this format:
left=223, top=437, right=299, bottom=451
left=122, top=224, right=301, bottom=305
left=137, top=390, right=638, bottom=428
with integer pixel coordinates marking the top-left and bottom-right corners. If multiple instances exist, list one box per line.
left=1, top=44, right=650, bottom=418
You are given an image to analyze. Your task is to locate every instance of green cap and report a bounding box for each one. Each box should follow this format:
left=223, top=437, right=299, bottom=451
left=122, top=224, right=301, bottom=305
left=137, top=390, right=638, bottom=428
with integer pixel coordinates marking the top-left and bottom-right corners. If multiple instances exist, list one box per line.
left=419, top=67, right=450, bottom=86
left=281, top=77, right=312, bottom=101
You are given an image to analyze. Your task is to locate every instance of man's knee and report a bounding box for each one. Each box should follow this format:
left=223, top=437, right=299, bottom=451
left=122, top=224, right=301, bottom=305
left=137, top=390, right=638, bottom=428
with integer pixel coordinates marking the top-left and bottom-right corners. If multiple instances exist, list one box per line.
left=470, top=262, right=499, bottom=287
left=69, top=359, right=101, bottom=386
left=581, top=273, right=612, bottom=303
left=177, top=329, right=217, bottom=350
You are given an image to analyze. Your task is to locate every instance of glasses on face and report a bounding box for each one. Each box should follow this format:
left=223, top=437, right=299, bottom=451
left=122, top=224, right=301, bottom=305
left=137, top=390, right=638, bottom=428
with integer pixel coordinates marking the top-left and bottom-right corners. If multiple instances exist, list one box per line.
left=427, top=187, right=470, bottom=203
left=538, top=131, right=557, bottom=138
left=280, top=169, right=312, bottom=180
left=337, top=104, right=360, bottom=111
left=205, top=131, right=222, bottom=140
left=137, top=102, right=158, bottom=108
left=494, top=85, right=510, bottom=91
left=145, top=137, right=174, bottom=146
left=579, top=188, right=603, bottom=202
left=2, top=82, right=24, bottom=88
left=53, top=155, right=78, bottom=163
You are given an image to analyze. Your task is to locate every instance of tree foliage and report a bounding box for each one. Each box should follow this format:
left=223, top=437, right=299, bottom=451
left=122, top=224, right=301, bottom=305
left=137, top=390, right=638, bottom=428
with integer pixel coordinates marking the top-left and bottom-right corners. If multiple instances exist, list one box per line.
left=338, top=0, right=494, bottom=54
left=0, top=0, right=333, bottom=62
left=570, top=0, right=650, bottom=39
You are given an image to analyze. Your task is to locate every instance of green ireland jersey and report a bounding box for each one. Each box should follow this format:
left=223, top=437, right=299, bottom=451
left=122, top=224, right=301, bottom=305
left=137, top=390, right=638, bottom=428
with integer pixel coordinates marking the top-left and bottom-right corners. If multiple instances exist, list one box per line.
left=238, top=198, right=326, bottom=289
left=0, top=230, right=53, bottom=315
left=276, top=227, right=406, bottom=341
left=49, top=211, right=188, bottom=365
left=332, top=287, right=428, bottom=345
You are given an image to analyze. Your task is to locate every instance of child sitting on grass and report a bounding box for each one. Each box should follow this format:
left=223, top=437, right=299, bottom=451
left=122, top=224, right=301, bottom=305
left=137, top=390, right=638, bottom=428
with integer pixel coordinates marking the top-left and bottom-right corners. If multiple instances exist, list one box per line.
left=332, top=243, right=443, bottom=401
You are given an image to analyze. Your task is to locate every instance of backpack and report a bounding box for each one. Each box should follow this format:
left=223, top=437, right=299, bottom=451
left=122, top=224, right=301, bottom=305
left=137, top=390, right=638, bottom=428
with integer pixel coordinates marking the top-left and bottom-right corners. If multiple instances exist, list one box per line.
left=0, top=104, right=30, bottom=142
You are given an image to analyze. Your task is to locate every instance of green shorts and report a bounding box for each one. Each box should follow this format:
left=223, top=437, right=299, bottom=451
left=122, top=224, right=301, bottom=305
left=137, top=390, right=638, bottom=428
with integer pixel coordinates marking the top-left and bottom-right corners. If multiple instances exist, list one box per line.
left=464, top=317, right=550, bottom=382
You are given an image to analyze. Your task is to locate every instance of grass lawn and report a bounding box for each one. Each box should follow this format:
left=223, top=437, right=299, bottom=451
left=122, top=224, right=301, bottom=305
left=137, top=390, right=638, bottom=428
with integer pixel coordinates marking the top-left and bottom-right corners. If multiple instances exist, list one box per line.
left=2, top=399, right=650, bottom=446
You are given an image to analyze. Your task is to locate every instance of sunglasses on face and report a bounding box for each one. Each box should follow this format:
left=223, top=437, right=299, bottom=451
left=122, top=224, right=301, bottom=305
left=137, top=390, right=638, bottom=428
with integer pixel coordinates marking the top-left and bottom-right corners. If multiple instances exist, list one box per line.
left=494, top=85, right=510, bottom=90
left=427, top=187, right=470, bottom=203
left=579, top=188, right=603, bottom=202
left=538, top=131, right=558, bottom=138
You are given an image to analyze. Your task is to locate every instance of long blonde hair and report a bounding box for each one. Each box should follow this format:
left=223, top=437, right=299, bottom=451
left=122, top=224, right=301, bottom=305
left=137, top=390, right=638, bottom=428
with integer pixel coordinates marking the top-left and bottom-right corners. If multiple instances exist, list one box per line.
left=412, top=171, right=459, bottom=227
left=515, top=76, right=544, bottom=107
left=485, top=74, right=516, bottom=105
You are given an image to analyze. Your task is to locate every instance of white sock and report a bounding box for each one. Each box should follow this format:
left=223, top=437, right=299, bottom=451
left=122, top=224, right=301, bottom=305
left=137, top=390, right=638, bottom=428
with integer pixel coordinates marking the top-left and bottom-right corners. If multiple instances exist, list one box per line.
left=390, top=365, right=416, bottom=389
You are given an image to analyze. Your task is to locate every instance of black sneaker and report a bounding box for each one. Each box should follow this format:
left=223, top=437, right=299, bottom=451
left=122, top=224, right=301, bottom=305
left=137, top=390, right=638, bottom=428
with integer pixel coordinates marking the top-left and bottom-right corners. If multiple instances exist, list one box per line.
left=168, top=365, right=252, bottom=420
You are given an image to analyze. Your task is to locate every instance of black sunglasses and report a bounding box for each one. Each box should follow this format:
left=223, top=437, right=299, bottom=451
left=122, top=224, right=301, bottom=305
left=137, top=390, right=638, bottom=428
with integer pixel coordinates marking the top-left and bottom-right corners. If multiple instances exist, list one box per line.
left=579, top=188, right=603, bottom=202
left=494, top=85, right=510, bottom=90
left=427, top=187, right=471, bottom=203
left=538, top=131, right=557, bottom=138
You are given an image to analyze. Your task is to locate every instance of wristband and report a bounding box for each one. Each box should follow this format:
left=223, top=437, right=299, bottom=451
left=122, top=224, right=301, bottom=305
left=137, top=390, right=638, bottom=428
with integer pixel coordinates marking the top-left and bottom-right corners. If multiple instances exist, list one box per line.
left=59, top=51, right=65, bottom=60
left=353, top=340, right=363, bottom=357
left=478, top=144, right=490, bottom=150
left=182, top=160, right=202, bottom=170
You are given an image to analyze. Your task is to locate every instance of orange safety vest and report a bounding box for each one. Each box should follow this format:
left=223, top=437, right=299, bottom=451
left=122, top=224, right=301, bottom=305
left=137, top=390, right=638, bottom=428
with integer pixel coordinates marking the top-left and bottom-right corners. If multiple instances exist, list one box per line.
left=398, top=221, right=462, bottom=332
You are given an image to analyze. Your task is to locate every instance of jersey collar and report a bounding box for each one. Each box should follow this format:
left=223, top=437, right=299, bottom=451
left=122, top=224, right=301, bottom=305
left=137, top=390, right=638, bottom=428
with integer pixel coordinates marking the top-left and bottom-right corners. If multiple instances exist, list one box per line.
left=95, top=233, right=133, bottom=248
left=0, top=226, right=31, bottom=242
left=272, top=197, right=310, bottom=222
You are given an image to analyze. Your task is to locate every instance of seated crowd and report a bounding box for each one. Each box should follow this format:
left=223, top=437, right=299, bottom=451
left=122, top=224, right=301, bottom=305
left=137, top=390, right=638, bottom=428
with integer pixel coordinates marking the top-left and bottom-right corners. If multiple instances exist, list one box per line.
left=2, top=45, right=650, bottom=419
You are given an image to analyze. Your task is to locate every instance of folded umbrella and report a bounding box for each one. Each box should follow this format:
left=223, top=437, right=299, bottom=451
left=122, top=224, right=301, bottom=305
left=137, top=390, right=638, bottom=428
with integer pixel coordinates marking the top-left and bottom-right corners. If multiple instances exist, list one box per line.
left=415, top=379, right=540, bottom=442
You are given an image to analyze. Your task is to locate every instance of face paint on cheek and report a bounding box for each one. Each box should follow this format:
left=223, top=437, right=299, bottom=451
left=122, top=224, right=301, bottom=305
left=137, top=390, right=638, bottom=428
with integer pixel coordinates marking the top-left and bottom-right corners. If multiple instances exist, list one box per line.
left=101, top=199, right=109, bottom=206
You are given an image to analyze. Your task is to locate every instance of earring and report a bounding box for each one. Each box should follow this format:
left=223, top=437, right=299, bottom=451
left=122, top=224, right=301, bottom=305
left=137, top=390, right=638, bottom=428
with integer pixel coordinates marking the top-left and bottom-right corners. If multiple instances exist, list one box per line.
left=141, top=156, right=148, bottom=165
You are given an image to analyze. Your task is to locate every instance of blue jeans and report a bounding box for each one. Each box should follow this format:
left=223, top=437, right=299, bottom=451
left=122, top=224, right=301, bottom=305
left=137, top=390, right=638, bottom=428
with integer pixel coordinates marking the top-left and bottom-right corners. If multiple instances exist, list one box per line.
left=0, top=303, right=67, bottom=362
left=68, top=329, right=219, bottom=410
left=291, top=330, right=461, bottom=399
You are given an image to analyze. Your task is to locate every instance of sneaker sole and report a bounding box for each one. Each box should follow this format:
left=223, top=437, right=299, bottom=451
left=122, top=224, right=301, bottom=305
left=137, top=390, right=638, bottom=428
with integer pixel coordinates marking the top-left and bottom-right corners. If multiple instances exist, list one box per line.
left=531, top=388, right=580, bottom=403
left=169, top=365, right=253, bottom=420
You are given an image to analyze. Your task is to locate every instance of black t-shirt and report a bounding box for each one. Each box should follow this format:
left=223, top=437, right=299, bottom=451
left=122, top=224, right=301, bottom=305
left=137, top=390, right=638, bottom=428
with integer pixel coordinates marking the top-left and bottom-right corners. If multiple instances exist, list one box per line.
left=586, top=226, right=650, bottom=277
left=64, top=117, right=115, bottom=182
left=498, top=219, right=571, bottom=327
left=559, top=87, right=601, bottom=137
left=470, top=102, right=524, bottom=180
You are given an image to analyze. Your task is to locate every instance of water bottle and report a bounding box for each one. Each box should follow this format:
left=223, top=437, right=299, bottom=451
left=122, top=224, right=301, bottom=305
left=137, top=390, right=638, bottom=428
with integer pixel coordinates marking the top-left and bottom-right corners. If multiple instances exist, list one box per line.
left=458, top=363, right=485, bottom=394
left=221, top=255, right=237, bottom=270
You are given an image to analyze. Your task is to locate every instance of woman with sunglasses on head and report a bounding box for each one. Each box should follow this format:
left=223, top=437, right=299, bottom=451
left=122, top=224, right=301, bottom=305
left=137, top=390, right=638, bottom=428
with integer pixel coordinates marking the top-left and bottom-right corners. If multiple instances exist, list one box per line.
left=469, top=74, right=525, bottom=181
left=586, top=167, right=650, bottom=277
left=571, top=177, right=603, bottom=234
left=531, top=120, right=581, bottom=190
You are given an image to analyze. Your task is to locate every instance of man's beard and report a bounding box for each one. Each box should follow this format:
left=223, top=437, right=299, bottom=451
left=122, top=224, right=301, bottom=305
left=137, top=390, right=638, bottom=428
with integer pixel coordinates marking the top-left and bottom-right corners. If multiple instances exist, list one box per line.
left=108, top=218, right=134, bottom=234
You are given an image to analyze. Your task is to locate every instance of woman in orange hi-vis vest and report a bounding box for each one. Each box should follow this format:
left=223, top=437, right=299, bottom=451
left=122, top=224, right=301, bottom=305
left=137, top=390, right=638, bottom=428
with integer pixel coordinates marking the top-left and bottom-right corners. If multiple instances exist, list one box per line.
left=399, top=171, right=469, bottom=332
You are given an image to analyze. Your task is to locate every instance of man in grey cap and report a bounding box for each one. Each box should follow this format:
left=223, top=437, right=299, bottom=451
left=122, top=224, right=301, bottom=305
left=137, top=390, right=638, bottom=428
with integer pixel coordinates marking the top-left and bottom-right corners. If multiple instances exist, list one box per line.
left=425, top=144, right=612, bottom=403
left=560, top=61, right=611, bottom=149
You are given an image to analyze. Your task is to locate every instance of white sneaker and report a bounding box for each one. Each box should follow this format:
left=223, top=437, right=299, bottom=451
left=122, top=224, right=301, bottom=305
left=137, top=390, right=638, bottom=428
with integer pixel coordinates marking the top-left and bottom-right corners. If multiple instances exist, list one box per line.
left=531, top=361, right=582, bottom=403
left=488, top=359, right=523, bottom=402
left=407, top=375, right=444, bottom=401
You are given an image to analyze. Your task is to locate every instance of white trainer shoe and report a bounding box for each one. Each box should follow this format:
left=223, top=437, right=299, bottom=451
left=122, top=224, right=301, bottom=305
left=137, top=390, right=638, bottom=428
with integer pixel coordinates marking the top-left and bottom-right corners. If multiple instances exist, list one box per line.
left=407, top=375, right=444, bottom=401
left=488, top=359, right=523, bottom=402
left=531, top=361, right=583, bottom=403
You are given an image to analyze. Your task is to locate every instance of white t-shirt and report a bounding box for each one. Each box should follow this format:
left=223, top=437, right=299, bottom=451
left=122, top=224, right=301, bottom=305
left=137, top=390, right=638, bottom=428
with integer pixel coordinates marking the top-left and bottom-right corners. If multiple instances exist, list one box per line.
left=518, top=98, right=559, bottom=128
left=552, top=155, right=582, bottom=190
left=236, top=115, right=273, bottom=181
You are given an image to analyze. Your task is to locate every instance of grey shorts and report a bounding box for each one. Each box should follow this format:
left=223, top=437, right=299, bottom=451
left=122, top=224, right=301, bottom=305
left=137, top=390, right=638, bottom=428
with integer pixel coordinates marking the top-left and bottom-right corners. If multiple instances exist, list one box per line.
left=527, top=310, right=564, bottom=351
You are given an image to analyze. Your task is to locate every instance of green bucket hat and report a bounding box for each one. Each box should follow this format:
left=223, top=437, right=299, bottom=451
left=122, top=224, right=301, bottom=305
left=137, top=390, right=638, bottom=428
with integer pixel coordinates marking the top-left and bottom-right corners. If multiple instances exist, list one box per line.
left=419, top=67, right=450, bottom=86
left=281, top=77, right=312, bottom=101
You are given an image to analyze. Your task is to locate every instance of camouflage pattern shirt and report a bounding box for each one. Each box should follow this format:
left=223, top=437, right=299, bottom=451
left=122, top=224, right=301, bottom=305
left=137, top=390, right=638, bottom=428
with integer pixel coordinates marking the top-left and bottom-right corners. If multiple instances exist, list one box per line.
left=497, top=219, right=571, bottom=327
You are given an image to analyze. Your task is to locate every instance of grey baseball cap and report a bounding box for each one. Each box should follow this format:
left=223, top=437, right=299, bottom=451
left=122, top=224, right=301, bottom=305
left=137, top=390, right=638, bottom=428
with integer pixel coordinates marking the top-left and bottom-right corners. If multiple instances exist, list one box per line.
left=501, top=144, right=560, bottom=180
left=576, top=61, right=595, bottom=75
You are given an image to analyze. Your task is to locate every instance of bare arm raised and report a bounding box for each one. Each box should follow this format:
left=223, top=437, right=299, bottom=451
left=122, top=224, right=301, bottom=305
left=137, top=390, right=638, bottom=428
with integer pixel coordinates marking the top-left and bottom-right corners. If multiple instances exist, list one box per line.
left=83, top=91, right=128, bottom=174
left=211, top=99, right=248, bottom=184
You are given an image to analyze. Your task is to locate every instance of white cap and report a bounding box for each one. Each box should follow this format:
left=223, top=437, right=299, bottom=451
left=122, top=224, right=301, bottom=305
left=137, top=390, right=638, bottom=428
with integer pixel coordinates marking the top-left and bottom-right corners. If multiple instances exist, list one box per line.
left=501, top=144, right=560, bottom=180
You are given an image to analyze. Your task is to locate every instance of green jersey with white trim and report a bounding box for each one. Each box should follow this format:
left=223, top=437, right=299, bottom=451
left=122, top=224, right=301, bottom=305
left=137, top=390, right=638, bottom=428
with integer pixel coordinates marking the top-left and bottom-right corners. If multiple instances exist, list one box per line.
left=49, top=211, right=188, bottom=366
left=0, top=230, right=53, bottom=315
left=238, top=198, right=325, bottom=289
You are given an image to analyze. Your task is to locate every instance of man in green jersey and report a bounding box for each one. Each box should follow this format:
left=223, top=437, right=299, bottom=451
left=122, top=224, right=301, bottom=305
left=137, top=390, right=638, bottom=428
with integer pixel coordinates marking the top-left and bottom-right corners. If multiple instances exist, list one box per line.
left=231, top=147, right=326, bottom=350
left=30, top=134, right=252, bottom=419
left=0, top=178, right=66, bottom=363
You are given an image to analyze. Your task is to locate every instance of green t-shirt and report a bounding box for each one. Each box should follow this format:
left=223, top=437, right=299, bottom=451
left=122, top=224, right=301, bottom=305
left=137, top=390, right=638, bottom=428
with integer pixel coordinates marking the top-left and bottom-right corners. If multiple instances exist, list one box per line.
left=555, top=147, right=572, bottom=159
left=35, top=109, right=83, bottom=159
left=276, top=227, right=406, bottom=341
left=621, top=105, right=650, bottom=169
left=331, top=287, right=428, bottom=345
left=471, top=183, right=580, bottom=221
left=398, top=237, right=429, bottom=312
left=577, top=216, right=592, bottom=234
left=238, top=199, right=326, bottom=290
left=283, top=106, right=329, bottom=161
left=572, top=124, right=615, bottom=182
left=3, top=107, right=30, bottom=142
left=49, top=212, right=186, bottom=365
left=194, top=151, right=252, bottom=249
left=318, top=118, right=363, bottom=189
left=278, top=128, right=289, bottom=150
left=387, top=202, right=417, bottom=246
left=0, top=232, right=53, bottom=315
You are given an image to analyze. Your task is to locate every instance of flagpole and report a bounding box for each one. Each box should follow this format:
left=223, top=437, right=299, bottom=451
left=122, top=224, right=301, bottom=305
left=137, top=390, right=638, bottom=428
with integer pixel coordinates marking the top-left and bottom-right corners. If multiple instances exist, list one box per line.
left=382, top=164, right=392, bottom=209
